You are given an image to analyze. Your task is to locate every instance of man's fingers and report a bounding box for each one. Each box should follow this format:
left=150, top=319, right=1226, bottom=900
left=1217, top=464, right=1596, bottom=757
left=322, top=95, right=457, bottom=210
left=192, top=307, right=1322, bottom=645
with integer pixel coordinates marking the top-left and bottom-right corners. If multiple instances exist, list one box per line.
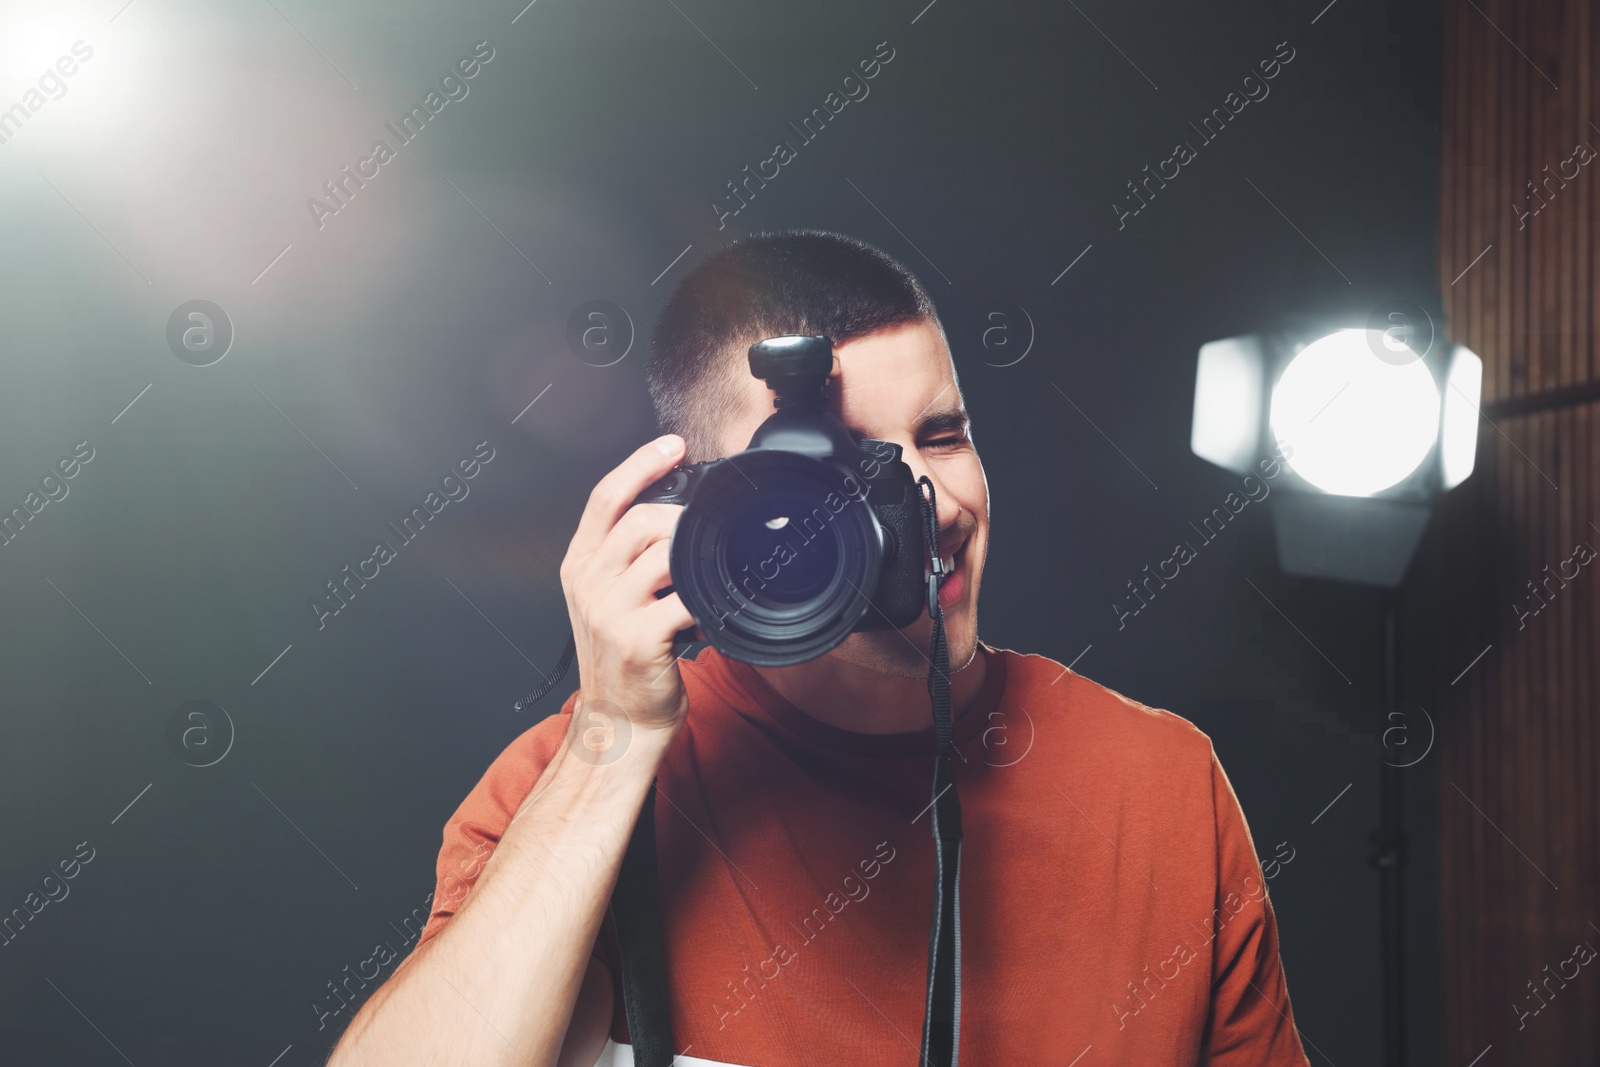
left=612, top=537, right=675, bottom=604
left=641, top=590, right=695, bottom=642
left=569, top=435, right=685, bottom=558
left=590, top=503, right=679, bottom=580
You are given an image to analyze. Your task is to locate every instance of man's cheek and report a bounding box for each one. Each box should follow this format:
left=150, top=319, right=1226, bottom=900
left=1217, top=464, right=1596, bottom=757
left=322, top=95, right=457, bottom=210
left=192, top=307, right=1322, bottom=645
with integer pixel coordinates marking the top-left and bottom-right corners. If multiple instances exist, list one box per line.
left=946, top=455, right=991, bottom=534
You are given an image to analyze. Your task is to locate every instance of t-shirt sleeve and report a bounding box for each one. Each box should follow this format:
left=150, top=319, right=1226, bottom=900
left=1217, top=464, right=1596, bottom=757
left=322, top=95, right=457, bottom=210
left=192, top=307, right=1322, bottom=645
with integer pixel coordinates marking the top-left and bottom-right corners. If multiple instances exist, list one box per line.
left=1200, top=746, right=1313, bottom=1067
left=409, top=692, right=616, bottom=980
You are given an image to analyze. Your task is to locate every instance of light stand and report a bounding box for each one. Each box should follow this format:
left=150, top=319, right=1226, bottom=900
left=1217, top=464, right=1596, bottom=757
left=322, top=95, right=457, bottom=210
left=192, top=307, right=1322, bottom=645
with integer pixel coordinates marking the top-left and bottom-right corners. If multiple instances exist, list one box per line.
left=1374, top=591, right=1405, bottom=1067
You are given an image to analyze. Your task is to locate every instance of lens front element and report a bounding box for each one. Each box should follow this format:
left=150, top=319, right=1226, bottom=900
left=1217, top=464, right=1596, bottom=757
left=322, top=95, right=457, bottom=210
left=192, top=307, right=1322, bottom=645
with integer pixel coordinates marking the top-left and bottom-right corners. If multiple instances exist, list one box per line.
left=670, top=451, right=883, bottom=666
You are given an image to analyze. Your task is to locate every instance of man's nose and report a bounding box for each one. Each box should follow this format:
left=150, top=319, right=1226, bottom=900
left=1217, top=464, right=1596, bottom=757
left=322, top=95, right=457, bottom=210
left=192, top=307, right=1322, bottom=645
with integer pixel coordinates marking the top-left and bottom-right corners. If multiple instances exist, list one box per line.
left=899, top=450, right=963, bottom=542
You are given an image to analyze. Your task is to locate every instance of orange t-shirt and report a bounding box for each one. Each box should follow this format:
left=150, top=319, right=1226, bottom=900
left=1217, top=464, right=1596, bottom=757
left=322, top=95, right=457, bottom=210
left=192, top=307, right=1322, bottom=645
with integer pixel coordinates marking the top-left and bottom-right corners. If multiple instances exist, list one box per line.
left=416, top=645, right=1311, bottom=1067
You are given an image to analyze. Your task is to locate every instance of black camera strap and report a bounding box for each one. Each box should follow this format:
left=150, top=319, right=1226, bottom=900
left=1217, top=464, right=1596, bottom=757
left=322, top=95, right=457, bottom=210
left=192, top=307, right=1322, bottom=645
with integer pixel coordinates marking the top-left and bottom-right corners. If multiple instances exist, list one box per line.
left=512, top=479, right=963, bottom=1067
left=917, top=475, right=963, bottom=1067
left=610, top=782, right=677, bottom=1067
left=513, top=634, right=575, bottom=712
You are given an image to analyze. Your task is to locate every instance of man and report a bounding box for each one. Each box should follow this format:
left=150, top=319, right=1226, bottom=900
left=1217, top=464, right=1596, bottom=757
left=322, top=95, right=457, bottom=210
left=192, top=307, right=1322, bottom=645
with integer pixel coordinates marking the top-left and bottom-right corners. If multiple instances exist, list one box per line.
left=328, top=232, right=1312, bottom=1066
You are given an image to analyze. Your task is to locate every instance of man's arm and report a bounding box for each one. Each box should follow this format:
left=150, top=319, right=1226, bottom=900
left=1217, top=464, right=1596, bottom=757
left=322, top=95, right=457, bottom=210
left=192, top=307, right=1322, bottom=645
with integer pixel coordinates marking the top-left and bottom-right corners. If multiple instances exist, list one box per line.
left=330, top=722, right=669, bottom=1066
left=328, top=434, right=696, bottom=1067
left=1201, top=747, right=1313, bottom=1067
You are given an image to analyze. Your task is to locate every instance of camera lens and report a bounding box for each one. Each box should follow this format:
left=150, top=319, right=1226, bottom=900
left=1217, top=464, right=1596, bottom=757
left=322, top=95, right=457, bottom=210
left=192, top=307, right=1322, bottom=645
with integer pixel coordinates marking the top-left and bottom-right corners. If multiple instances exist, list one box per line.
left=669, top=451, right=883, bottom=666
left=723, top=492, right=841, bottom=603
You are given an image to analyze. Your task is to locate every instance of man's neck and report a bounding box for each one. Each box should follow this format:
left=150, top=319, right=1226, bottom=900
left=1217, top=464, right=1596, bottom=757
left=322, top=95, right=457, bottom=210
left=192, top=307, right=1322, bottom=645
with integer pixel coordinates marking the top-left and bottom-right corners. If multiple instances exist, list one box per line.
left=754, top=645, right=988, bottom=735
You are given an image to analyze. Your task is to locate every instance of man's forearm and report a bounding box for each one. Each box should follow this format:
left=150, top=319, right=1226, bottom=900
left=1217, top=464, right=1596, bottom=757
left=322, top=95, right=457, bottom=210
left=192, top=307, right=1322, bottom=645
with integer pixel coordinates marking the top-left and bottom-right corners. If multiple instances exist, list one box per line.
left=329, top=724, right=673, bottom=1067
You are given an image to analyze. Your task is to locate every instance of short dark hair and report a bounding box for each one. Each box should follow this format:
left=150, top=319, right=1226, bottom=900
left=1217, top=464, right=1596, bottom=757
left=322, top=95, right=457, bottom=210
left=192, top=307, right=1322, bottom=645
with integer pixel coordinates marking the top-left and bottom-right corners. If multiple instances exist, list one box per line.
left=648, top=230, right=939, bottom=460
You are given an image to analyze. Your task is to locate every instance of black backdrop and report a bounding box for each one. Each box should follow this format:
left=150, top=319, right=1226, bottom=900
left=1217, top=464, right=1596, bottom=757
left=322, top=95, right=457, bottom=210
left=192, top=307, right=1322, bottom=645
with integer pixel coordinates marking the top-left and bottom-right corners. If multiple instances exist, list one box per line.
left=0, top=0, right=1443, bottom=1063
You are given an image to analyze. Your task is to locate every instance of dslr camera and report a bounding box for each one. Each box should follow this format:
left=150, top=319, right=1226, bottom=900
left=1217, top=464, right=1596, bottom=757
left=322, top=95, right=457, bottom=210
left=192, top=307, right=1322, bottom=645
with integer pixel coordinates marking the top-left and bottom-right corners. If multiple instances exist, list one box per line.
left=634, top=335, right=927, bottom=666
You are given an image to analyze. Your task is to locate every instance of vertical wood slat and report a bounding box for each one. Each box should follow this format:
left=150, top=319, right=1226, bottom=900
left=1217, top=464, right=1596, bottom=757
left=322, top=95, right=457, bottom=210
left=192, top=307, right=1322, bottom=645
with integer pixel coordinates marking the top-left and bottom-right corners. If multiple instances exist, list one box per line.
left=1559, top=4, right=1573, bottom=397
left=1438, top=0, right=1599, bottom=1063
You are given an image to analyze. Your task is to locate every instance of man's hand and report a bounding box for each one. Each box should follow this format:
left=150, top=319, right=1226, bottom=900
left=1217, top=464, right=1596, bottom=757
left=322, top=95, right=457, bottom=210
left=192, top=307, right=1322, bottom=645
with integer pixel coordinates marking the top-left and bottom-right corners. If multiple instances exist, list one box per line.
left=558, top=433, right=696, bottom=741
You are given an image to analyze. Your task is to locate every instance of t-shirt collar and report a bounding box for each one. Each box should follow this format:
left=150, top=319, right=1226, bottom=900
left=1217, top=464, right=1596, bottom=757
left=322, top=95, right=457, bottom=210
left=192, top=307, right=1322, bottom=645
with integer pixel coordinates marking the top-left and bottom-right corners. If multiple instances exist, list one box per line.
left=700, top=643, right=1008, bottom=756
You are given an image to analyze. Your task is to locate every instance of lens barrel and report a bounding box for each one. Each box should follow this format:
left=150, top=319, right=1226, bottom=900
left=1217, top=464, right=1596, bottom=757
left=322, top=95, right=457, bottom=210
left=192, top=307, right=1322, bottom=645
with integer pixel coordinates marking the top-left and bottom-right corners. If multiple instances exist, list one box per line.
left=669, top=450, right=883, bottom=666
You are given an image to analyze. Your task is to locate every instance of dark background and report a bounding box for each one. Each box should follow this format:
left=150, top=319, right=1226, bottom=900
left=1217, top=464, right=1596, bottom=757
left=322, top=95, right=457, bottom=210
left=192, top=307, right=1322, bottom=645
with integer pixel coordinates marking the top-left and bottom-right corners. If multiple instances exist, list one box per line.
left=0, top=0, right=1444, bottom=1063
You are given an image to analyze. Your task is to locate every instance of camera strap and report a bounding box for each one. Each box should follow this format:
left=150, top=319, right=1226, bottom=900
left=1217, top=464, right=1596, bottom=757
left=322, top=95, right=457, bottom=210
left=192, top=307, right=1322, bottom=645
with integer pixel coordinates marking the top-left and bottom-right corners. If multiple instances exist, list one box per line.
left=610, top=782, right=677, bottom=1067
left=917, top=476, right=963, bottom=1067
left=513, top=633, right=575, bottom=712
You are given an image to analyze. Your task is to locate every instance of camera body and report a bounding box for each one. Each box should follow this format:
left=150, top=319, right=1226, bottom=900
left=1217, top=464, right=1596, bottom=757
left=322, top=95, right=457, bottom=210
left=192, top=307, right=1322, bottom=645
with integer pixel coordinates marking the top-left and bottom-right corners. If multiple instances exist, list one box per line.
left=635, top=336, right=927, bottom=666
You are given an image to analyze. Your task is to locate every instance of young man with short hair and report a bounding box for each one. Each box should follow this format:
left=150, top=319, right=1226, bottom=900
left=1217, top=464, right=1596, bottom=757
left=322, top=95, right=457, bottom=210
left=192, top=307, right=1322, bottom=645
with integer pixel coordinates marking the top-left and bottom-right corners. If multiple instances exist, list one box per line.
left=328, top=231, right=1312, bottom=1066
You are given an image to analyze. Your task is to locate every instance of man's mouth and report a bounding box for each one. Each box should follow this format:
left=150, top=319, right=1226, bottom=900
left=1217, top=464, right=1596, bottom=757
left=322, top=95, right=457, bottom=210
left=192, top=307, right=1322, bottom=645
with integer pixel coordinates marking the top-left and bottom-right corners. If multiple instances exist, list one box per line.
left=931, top=542, right=968, bottom=610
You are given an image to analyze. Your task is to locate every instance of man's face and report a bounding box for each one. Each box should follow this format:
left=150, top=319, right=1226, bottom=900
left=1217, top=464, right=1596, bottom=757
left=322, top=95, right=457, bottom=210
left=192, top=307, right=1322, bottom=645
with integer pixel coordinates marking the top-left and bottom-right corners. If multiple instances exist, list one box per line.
left=708, top=318, right=990, bottom=677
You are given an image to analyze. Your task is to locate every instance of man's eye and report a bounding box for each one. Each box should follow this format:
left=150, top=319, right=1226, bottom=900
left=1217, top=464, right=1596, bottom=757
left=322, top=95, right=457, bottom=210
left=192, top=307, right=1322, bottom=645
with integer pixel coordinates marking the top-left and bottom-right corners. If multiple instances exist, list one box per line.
left=926, top=435, right=967, bottom=449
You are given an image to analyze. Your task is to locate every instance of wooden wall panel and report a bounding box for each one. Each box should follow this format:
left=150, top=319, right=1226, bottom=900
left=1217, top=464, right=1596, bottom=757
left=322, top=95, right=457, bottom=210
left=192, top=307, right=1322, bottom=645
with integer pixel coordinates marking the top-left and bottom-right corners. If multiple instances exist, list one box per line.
left=1439, top=0, right=1600, bottom=1064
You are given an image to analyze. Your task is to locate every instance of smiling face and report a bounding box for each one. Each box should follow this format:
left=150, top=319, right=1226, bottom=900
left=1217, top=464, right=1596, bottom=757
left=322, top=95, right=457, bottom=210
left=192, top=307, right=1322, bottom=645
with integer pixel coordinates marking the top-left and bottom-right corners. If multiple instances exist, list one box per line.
left=708, top=318, right=990, bottom=676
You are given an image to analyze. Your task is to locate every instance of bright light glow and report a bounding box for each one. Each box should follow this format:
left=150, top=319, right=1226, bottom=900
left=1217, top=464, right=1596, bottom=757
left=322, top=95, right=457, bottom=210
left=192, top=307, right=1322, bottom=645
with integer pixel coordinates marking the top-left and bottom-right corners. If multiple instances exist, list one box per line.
left=1191, top=335, right=1265, bottom=474
left=1269, top=328, right=1441, bottom=497
left=0, top=7, right=118, bottom=147
left=0, top=13, right=91, bottom=84
left=1440, top=345, right=1482, bottom=489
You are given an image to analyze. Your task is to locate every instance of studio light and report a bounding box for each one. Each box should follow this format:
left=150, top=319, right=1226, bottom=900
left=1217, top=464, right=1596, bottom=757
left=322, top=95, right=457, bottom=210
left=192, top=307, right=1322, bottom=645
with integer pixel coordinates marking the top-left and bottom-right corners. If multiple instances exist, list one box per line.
left=1190, top=322, right=1482, bottom=586
left=1439, top=344, right=1482, bottom=490
left=1268, top=328, right=1441, bottom=498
